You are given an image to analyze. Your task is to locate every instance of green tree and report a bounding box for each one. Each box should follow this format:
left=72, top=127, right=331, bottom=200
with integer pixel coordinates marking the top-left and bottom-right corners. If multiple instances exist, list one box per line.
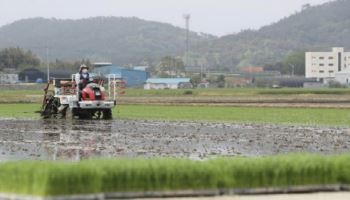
left=283, top=51, right=305, bottom=76
left=216, top=75, right=226, bottom=88
left=49, top=58, right=92, bottom=71
left=190, top=74, right=201, bottom=87
left=263, top=51, right=305, bottom=76
left=157, top=56, right=185, bottom=76
left=0, top=47, right=40, bottom=70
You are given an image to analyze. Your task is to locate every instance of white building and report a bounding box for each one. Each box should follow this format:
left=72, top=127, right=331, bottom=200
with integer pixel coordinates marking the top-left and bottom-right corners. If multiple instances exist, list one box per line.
left=305, top=47, right=350, bottom=80
left=144, top=78, right=191, bottom=90
left=0, top=74, right=18, bottom=84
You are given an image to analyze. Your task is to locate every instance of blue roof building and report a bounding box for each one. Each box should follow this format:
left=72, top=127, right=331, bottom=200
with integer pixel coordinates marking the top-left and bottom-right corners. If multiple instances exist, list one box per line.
left=93, top=66, right=149, bottom=87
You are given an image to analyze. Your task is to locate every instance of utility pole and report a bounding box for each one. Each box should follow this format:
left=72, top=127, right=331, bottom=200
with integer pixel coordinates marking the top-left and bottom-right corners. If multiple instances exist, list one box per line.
left=200, top=64, right=203, bottom=81
left=289, top=64, right=295, bottom=77
left=46, top=47, right=50, bottom=82
left=183, top=14, right=190, bottom=67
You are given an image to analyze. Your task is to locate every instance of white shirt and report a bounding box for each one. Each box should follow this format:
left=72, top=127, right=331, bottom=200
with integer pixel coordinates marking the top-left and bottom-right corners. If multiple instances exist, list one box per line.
left=75, top=72, right=89, bottom=83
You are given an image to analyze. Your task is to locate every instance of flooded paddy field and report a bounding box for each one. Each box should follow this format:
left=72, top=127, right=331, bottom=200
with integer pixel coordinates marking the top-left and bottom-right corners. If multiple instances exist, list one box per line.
left=1, top=119, right=350, bottom=161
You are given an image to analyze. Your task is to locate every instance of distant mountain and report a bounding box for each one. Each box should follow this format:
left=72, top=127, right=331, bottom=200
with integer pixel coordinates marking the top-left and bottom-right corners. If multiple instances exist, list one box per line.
left=0, top=17, right=213, bottom=66
left=0, top=0, right=349, bottom=71
left=193, top=0, right=350, bottom=70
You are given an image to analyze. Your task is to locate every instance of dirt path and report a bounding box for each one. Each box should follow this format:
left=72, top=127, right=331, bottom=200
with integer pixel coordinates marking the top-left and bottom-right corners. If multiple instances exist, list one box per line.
left=1, top=119, right=350, bottom=161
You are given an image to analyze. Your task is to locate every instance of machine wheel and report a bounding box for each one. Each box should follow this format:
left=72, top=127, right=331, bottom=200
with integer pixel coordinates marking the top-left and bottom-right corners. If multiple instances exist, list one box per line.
left=92, top=110, right=102, bottom=120
left=41, top=96, right=60, bottom=119
left=78, top=110, right=92, bottom=120
left=57, top=105, right=69, bottom=119
left=102, top=109, right=112, bottom=120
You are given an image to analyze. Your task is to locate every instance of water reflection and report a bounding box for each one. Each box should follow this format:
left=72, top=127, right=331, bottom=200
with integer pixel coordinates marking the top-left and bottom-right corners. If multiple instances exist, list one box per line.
left=43, top=119, right=114, bottom=161
left=0, top=119, right=114, bottom=161
left=1, top=119, right=348, bottom=161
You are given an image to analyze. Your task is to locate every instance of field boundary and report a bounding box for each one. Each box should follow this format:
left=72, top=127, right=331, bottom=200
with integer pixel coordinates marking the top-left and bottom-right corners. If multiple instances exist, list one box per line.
left=0, top=185, right=349, bottom=200
left=78, top=96, right=350, bottom=108
left=118, top=102, right=350, bottom=108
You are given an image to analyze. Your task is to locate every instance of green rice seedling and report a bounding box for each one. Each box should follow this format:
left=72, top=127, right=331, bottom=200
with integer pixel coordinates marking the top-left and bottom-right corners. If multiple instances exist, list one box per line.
left=1, top=154, right=349, bottom=196
left=92, top=158, right=219, bottom=192
left=43, top=162, right=101, bottom=196
left=0, top=161, right=50, bottom=195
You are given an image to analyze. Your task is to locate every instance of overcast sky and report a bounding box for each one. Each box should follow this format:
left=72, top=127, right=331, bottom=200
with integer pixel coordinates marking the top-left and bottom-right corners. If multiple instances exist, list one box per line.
left=0, top=0, right=333, bottom=36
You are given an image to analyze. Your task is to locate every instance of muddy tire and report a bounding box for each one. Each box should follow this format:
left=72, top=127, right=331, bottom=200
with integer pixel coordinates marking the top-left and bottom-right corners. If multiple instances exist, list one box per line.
left=102, top=109, right=112, bottom=120
left=57, top=105, right=69, bottom=119
left=92, top=110, right=102, bottom=120
left=79, top=111, right=93, bottom=120
left=41, top=96, right=60, bottom=119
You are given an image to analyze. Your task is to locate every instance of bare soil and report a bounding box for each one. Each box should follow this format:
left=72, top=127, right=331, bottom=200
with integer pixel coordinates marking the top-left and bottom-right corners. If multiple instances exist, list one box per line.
left=1, top=119, right=350, bottom=161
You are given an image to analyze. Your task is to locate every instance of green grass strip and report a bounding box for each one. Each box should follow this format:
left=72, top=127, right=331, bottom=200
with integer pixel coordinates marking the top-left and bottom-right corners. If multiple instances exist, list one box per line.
left=0, top=154, right=350, bottom=196
left=0, top=104, right=40, bottom=119
left=115, top=105, right=350, bottom=126
left=1, top=104, right=350, bottom=126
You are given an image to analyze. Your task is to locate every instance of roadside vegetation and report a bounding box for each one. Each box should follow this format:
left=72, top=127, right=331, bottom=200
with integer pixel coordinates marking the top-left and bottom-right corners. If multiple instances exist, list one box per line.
left=0, top=154, right=349, bottom=196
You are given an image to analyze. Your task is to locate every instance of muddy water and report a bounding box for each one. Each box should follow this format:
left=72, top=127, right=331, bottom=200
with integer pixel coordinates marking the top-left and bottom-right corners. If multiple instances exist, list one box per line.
left=1, top=119, right=350, bottom=161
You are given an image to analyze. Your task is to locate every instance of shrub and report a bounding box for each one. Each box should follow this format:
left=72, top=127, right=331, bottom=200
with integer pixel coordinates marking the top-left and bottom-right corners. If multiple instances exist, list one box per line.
left=183, top=90, right=193, bottom=95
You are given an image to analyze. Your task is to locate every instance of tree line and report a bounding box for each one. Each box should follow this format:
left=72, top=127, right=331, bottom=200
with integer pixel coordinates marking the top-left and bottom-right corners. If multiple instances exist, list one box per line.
left=0, top=47, right=307, bottom=82
left=0, top=47, right=93, bottom=72
left=0, top=47, right=40, bottom=70
left=263, top=51, right=305, bottom=76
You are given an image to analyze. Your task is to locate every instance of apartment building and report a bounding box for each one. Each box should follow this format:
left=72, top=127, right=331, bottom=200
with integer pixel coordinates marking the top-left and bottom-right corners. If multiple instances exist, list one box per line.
left=305, top=47, right=350, bottom=79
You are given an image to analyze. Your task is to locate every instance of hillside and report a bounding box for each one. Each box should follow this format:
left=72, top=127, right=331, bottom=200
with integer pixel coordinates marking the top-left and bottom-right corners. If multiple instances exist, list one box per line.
left=0, top=0, right=349, bottom=71
left=194, top=0, right=350, bottom=70
left=0, top=17, right=213, bottom=66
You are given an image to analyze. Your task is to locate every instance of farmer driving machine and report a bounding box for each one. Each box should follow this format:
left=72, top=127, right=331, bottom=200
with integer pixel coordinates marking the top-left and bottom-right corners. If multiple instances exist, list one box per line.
left=40, top=74, right=125, bottom=119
